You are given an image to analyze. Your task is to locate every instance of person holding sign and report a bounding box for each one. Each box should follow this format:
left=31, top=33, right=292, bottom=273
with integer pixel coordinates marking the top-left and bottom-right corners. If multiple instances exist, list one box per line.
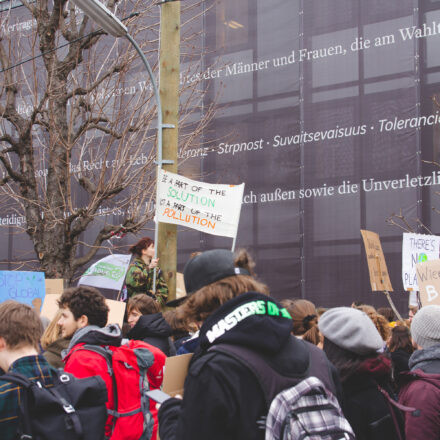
left=125, top=237, right=169, bottom=306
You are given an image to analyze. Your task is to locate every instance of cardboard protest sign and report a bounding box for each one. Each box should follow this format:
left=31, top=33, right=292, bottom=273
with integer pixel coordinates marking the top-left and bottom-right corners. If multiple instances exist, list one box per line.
left=360, top=230, right=393, bottom=291
left=45, top=278, right=66, bottom=295
left=78, top=254, right=131, bottom=292
left=162, top=353, right=193, bottom=396
left=156, top=169, right=245, bottom=238
left=176, top=272, right=186, bottom=299
left=106, top=298, right=126, bottom=327
left=40, top=293, right=60, bottom=321
left=402, top=233, right=440, bottom=291
left=0, top=271, right=45, bottom=311
left=41, top=293, right=126, bottom=327
left=416, top=259, right=440, bottom=306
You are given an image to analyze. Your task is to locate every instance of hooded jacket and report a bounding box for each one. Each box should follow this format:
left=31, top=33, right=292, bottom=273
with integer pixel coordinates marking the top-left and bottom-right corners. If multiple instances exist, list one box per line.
left=127, top=313, right=176, bottom=356
left=158, top=292, right=341, bottom=440
left=340, top=355, right=404, bottom=440
left=63, top=324, right=122, bottom=437
left=399, top=344, right=440, bottom=440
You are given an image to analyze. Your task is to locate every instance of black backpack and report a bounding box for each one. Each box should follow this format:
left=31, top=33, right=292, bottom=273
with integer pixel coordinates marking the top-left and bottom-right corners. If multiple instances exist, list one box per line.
left=2, top=370, right=108, bottom=440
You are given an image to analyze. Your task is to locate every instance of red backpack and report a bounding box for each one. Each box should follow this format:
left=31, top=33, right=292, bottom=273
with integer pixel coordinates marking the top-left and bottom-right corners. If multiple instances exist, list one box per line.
left=69, top=340, right=166, bottom=440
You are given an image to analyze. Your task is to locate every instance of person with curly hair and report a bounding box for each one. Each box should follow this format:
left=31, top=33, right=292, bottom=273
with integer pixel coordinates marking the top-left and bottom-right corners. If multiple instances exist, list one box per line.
left=58, top=286, right=122, bottom=438
left=125, top=237, right=169, bottom=306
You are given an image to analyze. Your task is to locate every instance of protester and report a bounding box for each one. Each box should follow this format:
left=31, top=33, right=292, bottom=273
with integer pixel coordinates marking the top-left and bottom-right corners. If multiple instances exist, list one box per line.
left=377, top=307, right=396, bottom=323
left=387, top=325, right=413, bottom=386
left=281, top=298, right=321, bottom=346
left=59, top=285, right=166, bottom=440
left=319, top=307, right=404, bottom=440
left=127, top=294, right=176, bottom=356
left=125, top=236, right=169, bottom=305
left=399, top=305, right=440, bottom=439
left=57, top=286, right=117, bottom=438
left=0, top=301, right=54, bottom=440
left=158, top=249, right=342, bottom=440
left=41, top=309, right=71, bottom=369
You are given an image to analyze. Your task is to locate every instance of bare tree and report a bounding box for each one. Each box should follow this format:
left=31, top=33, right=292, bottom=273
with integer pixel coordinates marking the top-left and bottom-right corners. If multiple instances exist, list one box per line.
left=0, top=0, right=213, bottom=280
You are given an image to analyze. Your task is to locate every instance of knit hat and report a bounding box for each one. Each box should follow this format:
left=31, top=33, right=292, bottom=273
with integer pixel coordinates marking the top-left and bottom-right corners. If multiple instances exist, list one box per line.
left=183, top=249, right=249, bottom=295
left=318, top=307, right=383, bottom=355
left=411, top=305, right=440, bottom=348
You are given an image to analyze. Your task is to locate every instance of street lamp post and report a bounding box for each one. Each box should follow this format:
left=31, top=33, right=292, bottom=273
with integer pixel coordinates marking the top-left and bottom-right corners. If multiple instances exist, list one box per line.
left=71, top=0, right=175, bottom=293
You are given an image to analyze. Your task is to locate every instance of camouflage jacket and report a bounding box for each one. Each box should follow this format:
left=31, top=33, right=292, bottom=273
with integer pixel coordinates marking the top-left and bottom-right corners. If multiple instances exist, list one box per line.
left=125, top=257, right=169, bottom=306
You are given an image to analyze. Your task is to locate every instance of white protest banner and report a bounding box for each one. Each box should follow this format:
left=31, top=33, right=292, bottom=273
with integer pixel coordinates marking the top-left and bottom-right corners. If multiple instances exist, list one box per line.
left=156, top=169, right=245, bottom=238
left=78, top=254, right=131, bottom=291
left=402, top=233, right=440, bottom=291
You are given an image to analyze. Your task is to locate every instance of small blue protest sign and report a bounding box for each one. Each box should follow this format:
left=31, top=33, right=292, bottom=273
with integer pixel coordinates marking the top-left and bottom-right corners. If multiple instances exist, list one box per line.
left=0, top=271, right=46, bottom=310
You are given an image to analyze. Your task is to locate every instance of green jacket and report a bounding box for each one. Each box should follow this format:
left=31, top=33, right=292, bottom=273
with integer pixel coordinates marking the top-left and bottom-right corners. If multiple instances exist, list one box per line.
left=125, top=257, right=169, bottom=306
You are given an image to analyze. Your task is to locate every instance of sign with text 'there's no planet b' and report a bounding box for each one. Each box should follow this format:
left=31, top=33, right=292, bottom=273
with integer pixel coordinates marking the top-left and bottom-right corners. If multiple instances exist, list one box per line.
left=156, top=169, right=245, bottom=238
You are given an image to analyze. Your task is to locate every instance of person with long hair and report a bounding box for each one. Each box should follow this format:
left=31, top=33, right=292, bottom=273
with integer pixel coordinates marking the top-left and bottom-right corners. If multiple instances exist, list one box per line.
left=125, top=237, right=168, bottom=306
left=41, top=310, right=71, bottom=369
left=281, top=299, right=321, bottom=346
left=319, top=307, right=404, bottom=440
left=158, top=249, right=342, bottom=440
left=387, top=325, right=413, bottom=388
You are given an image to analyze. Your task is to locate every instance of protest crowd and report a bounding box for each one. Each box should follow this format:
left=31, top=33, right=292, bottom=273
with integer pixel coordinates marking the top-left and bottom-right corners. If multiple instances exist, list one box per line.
left=1, top=240, right=440, bottom=440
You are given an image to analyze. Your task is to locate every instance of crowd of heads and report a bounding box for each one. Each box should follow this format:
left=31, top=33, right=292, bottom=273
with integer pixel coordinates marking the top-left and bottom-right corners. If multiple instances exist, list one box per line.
left=1, top=245, right=438, bottom=440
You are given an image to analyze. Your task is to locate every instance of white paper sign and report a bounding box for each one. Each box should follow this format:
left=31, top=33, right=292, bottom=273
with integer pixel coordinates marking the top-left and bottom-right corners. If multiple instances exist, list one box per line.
left=402, top=233, right=440, bottom=291
left=78, top=254, right=131, bottom=291
left=156, top=169, right=245, bottom=238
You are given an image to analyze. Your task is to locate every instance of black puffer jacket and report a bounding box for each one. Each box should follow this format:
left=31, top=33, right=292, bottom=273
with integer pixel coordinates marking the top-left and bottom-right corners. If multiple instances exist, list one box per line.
left=158, top=292, right=341, bottom=440
left=127, top=313, right=176, bottom=357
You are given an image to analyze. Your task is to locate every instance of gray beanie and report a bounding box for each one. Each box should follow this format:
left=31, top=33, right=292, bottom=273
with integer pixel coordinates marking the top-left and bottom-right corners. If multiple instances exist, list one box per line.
left=318, top=307, right=383, bottom=355
left=411, top=305, right=440, bottom=349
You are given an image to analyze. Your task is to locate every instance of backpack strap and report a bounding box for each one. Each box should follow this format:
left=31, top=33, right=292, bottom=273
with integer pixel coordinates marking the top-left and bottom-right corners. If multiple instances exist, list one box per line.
left=75, top=345, right=119, bottom=433
left=210, top=342, right=303, bottom=406
left=375, top=382, right=417, bottom=440
left=210, top=338, right=333, bottom=406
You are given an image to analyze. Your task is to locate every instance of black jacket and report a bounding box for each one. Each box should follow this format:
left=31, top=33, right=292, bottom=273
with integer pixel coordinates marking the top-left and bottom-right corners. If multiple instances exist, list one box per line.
left=158, top=292, right=341, bottom=440
left=127, top=313, right=176, bottom=357
left=341, top=356, right=404, bottom=440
